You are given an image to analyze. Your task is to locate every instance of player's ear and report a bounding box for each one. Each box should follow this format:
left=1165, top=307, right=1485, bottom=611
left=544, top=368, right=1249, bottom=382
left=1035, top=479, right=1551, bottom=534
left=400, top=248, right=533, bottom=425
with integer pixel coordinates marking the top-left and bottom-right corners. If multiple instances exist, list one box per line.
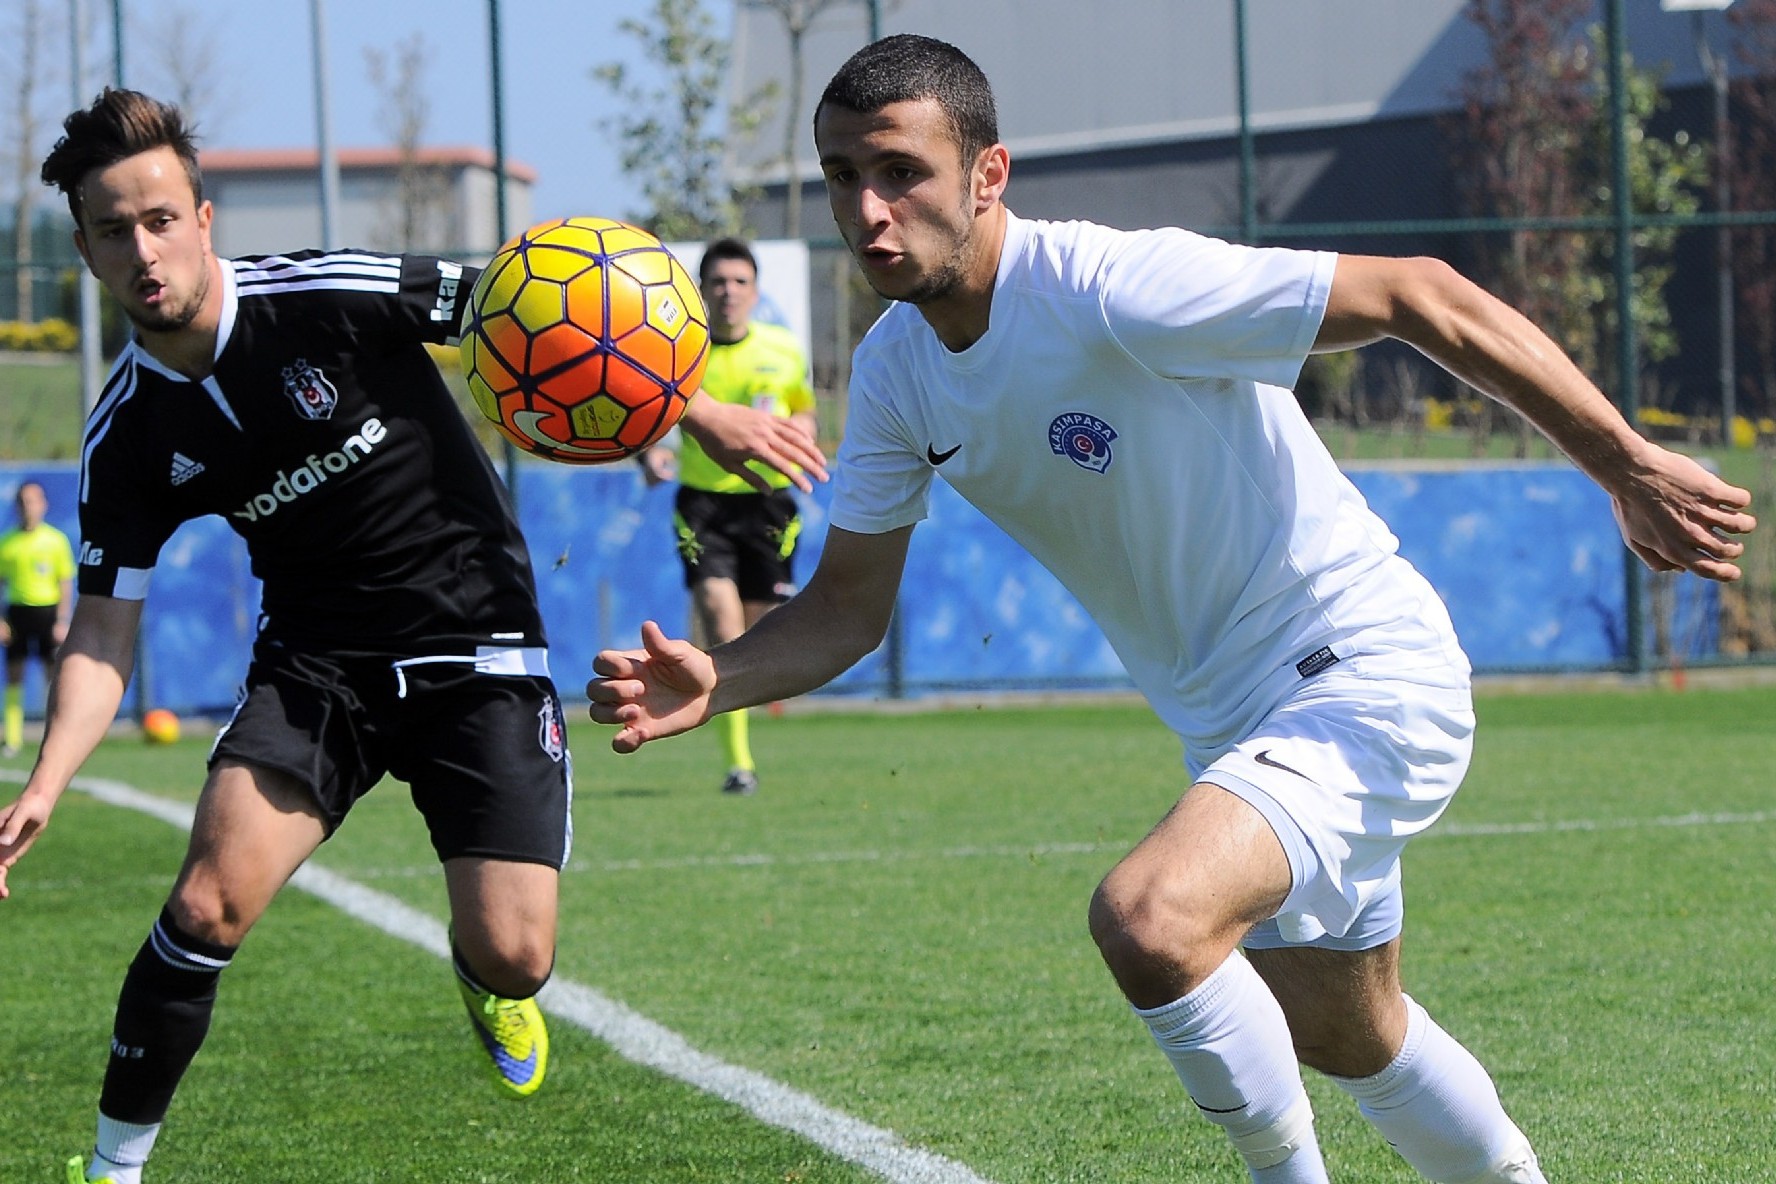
left=972, top=143, right=1009, bottom=212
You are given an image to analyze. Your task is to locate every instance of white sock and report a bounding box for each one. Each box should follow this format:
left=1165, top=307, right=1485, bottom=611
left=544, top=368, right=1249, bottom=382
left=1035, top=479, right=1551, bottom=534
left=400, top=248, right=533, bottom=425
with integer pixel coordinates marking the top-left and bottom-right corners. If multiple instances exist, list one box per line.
left=91, top=1114, right=160, bottom=1184
left=1332, top=995, right=1546, bottom=1183
left=1136, top=953, right=1328, bottom=1183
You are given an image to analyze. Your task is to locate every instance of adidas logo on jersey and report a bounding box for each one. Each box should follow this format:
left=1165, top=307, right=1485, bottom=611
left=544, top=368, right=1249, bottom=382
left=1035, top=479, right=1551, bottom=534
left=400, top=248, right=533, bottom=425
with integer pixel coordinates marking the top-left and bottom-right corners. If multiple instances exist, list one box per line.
left=170, top=452, right=206, bottom=486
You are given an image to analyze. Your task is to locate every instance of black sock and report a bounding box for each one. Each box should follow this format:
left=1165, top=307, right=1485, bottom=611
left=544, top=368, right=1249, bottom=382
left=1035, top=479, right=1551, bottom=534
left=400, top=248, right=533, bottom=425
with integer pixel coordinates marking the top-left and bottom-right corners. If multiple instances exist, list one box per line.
left=452, top=942, right=492, bottom=995
left=98, top=907, right=237, bottom=1124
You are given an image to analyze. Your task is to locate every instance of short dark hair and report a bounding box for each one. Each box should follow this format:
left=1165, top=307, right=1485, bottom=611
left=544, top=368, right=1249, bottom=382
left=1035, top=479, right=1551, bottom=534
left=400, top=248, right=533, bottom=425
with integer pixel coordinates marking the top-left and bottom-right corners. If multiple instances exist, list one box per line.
left=40, top=88, right=203, bottom=227
left=814, top=34, right=999, bottom=166
left=699, top=236, right=758, bottom=283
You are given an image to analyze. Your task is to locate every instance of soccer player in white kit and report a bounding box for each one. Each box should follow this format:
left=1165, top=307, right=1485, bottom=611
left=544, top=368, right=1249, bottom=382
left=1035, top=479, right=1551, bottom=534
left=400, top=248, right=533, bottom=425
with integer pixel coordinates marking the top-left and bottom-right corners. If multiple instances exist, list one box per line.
left=589, top=35, right=1756, bottom=1183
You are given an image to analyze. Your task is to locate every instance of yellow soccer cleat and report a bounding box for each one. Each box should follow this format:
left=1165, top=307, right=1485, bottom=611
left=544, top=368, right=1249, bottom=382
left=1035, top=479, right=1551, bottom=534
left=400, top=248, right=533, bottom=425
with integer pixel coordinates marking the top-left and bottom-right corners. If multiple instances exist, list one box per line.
left=65, top=1156, right=118, bottom=1184
left=457, top=977, right=549, bottom=1099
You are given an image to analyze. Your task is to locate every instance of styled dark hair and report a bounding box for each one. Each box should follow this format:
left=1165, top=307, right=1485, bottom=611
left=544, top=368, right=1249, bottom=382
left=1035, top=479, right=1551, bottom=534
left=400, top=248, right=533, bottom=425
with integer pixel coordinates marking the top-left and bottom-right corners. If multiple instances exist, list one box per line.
left=699, top=236, right=758, bottom=282
left=40, top=88, right=203, bottom=226
left=814, top=34, right=999, bottom=165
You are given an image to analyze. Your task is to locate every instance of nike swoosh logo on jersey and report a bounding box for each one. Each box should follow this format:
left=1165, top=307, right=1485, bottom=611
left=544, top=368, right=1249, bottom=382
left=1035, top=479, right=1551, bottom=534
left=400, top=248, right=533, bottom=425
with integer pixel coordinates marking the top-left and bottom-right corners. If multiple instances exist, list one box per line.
left=926, top=442, right=962, bottom=466
left=1253, top=749, right=1313, bottom=782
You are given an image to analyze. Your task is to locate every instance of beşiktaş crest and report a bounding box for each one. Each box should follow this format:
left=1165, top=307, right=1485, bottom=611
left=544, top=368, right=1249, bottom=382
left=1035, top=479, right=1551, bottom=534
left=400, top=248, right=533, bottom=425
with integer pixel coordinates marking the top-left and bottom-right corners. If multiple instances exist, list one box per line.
left=537, top=696, right=566, bottom=762
left=1048, top=411, right=1118, bottom=473
left=281, top=358, right=339, bottom=421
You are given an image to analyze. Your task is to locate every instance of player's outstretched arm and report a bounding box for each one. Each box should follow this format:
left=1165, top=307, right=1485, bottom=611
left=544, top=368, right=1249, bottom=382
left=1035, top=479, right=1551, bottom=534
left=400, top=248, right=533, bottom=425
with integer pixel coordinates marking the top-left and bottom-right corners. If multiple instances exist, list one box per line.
left=0, top=594, right=141, bottom=900
left=589, top=525, right=912, bottom=752
left=680, top=396, right=830, bottom=493
left=1318, top=254, right=1756, bottom=581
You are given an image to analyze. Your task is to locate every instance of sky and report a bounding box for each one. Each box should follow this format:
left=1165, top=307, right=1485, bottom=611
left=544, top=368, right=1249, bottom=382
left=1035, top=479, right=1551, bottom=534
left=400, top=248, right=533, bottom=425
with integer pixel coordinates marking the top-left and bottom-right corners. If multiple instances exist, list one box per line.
left=101, top=0, right=692, bottom=225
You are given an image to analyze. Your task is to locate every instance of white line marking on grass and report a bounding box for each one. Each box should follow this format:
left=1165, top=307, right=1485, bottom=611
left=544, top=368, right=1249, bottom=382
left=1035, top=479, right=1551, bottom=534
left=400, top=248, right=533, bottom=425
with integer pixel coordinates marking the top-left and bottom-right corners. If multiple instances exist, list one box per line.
left=546, top=810, right=1776, bottom=876
left=1434, top=809, right=1776, bottom=837
left=38, top=773, right=999, bottom=1184
left=242, top=810, right=1776, bottom=884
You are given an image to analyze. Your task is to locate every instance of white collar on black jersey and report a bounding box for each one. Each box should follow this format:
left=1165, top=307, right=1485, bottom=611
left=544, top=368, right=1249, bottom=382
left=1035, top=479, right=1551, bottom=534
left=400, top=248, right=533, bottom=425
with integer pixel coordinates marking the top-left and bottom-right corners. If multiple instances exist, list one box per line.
left=126, top=260, right=238, bottom=385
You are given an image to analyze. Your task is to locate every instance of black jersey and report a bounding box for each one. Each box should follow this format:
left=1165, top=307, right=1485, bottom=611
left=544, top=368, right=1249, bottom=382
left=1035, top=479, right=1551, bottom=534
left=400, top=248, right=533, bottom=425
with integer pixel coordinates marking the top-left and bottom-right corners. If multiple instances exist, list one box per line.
left=76, top=250, right=546, bottom=655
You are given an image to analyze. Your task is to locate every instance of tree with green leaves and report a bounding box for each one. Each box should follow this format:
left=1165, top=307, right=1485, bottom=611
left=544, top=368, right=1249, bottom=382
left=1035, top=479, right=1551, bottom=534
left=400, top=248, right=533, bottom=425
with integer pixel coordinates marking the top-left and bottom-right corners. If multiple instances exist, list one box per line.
left=1449, top=1, right=1707, bottom=448
left=592, top=0, right=775, bottom=242
left=1729, top=0, right=1776, bottom=426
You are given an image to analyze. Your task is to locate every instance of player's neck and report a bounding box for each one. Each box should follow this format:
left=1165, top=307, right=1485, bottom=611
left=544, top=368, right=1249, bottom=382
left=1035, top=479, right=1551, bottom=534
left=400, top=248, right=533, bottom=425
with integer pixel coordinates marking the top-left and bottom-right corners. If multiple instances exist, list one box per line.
left=919, top=205, right=1007, bottom=353
left=137, top=257, right=225, bottom=380
left=710, top=324, right=750, bottom=346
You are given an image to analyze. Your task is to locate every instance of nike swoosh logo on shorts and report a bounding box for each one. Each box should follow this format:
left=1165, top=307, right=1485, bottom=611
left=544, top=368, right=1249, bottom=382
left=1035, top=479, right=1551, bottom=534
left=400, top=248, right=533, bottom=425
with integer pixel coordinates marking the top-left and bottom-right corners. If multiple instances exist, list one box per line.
left=926, top=442, right=962, bottom=466
left=1254, top=749, right=1313, bottom=782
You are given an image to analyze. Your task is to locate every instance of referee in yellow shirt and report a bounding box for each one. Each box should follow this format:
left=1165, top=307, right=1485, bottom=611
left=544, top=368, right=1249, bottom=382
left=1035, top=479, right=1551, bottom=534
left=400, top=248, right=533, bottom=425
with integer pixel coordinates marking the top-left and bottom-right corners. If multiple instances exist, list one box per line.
left=0, top=481, right=75, bottom=757
left=642, top=239, right=817, bottom=795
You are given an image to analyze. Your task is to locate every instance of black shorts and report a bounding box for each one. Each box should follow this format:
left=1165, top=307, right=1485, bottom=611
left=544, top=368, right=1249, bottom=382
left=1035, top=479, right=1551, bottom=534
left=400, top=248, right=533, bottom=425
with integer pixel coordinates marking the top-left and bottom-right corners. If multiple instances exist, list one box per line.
left=209, top=642, right=573, bottom=868
left=672, top=487, right=802, bottom=603
left=5, top=604, right=60, bottom=665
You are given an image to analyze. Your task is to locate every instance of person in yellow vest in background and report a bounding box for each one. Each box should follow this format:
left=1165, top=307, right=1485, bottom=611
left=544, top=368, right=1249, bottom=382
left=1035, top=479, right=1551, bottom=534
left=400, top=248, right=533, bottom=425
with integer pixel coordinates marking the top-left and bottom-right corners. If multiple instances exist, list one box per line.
left=642, top=238, right=817, bottom=795
left=0, top=481, right=75, bottom=758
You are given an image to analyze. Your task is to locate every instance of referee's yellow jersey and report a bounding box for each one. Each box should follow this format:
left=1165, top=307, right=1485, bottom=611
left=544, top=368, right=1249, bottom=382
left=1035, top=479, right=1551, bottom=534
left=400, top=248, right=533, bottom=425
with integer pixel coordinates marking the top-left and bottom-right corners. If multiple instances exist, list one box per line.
left=0, top=523, right=75, bottom=608
left=678, top=322, right=815, bottom=494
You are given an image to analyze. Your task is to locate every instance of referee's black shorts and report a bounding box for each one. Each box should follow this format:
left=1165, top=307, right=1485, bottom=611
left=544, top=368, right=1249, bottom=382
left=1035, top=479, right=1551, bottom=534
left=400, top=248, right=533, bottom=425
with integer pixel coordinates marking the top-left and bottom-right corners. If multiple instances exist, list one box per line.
left=210, top=641, right=573, bottom=869
left=5, top=604, right=60, bottom=664
left=672, top=486, right=802, bottom=603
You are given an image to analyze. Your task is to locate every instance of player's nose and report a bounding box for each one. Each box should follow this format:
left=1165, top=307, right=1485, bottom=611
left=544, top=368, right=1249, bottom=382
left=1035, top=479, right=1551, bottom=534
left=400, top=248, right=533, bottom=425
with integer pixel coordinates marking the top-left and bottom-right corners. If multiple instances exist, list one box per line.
left=853, top=182, right=893, bottom=230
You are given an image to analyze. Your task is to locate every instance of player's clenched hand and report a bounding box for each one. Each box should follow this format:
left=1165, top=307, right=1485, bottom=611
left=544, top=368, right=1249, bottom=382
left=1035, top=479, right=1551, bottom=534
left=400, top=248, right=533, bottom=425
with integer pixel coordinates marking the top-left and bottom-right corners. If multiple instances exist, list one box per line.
left=587, top=620, right=719, bottom=753
left=1609, top=443, right=1756, bottom=582
left=0, top=789, right=56, bottom=901
left=679, top=398, right=829, bottom=493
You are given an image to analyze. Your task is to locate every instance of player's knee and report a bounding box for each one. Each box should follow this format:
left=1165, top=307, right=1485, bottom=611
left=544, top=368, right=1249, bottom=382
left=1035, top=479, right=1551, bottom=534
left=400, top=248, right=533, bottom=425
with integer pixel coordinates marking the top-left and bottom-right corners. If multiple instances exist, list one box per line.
left=462, top=934, right=555, bottom=999
left=1088, top=870, right=1219, bottom=987
left=1290, top=1027, right=1396, bottom=1079
left=165, top=883, right=254, bottom=948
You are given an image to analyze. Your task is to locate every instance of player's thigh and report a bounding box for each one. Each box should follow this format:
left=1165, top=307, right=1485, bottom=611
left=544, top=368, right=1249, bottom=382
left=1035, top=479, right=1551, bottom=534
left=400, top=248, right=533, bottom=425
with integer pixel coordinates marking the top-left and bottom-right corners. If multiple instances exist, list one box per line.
left=673, top=487, right=739, bottom=585
left=1203, top=671, right=1473, bottom=946
left=170, top=760, right=329, bottom=945
left=691, top=575, right=746, bottom=644
left=741, top=599, right=779, bottom=631
left=444, top=855, right=560, bottom=974
left=397, top=671, right=573, bottom=872
left=1096, top=781, right=1293, bottom=961
left=1246, top=938, right=1406, bottom=1077
left=8, top=605, right=56, bottom=669
left=733, top=489, right=800, bottom=605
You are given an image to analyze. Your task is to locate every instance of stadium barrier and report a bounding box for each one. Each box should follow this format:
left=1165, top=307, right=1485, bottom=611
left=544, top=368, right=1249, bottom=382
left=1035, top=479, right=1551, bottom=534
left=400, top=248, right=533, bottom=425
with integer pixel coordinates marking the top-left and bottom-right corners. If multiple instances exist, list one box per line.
left=0, top=461, right=1718, bottom=716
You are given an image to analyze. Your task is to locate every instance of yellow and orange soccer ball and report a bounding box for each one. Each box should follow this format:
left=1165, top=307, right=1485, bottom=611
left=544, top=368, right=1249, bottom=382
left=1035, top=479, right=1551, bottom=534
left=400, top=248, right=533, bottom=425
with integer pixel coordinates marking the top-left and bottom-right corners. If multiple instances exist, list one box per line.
left=142, top=708, right=181, bottom=745
left=459, top=217, right=710, bottom=464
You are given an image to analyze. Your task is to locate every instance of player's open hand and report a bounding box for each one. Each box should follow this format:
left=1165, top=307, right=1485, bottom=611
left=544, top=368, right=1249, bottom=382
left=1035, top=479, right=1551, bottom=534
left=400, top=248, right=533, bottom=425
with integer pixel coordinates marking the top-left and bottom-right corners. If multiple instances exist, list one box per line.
left=1610, top=443, right=1756, bottom=582
left=680, top=398, right=829, bottom=493
left=587, top=620, right=719, bottom=753
left=0, top=788, right=56, bottom=901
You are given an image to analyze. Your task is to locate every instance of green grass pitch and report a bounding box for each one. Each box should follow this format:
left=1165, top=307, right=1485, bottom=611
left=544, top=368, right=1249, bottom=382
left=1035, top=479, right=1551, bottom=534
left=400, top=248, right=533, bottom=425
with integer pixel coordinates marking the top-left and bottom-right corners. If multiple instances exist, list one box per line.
left=3, top=684, right=1773, bottom=1182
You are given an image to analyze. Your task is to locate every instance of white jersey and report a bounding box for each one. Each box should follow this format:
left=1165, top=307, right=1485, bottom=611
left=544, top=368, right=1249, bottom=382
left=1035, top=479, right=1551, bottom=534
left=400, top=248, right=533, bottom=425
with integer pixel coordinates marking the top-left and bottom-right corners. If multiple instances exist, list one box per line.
left=831, top=213, right=1469, bottom=763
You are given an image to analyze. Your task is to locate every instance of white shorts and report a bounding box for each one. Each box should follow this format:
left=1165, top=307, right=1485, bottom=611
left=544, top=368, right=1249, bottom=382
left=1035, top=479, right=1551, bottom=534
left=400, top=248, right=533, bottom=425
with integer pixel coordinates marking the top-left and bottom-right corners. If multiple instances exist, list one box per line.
left=1192, top=670, right=1475, bottom=950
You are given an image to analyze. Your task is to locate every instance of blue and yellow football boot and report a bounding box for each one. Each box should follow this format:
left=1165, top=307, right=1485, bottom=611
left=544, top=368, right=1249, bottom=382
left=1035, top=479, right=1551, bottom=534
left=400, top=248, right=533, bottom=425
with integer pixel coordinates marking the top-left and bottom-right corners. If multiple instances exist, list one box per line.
left=457, top=977, right=549, bottom=1099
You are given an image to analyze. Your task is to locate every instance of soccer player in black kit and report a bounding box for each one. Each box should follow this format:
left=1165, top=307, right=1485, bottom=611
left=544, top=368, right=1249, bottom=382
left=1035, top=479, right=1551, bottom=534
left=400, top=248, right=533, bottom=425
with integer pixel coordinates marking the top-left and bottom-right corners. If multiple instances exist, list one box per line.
left=0, top=89, right=827, bottom=1184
